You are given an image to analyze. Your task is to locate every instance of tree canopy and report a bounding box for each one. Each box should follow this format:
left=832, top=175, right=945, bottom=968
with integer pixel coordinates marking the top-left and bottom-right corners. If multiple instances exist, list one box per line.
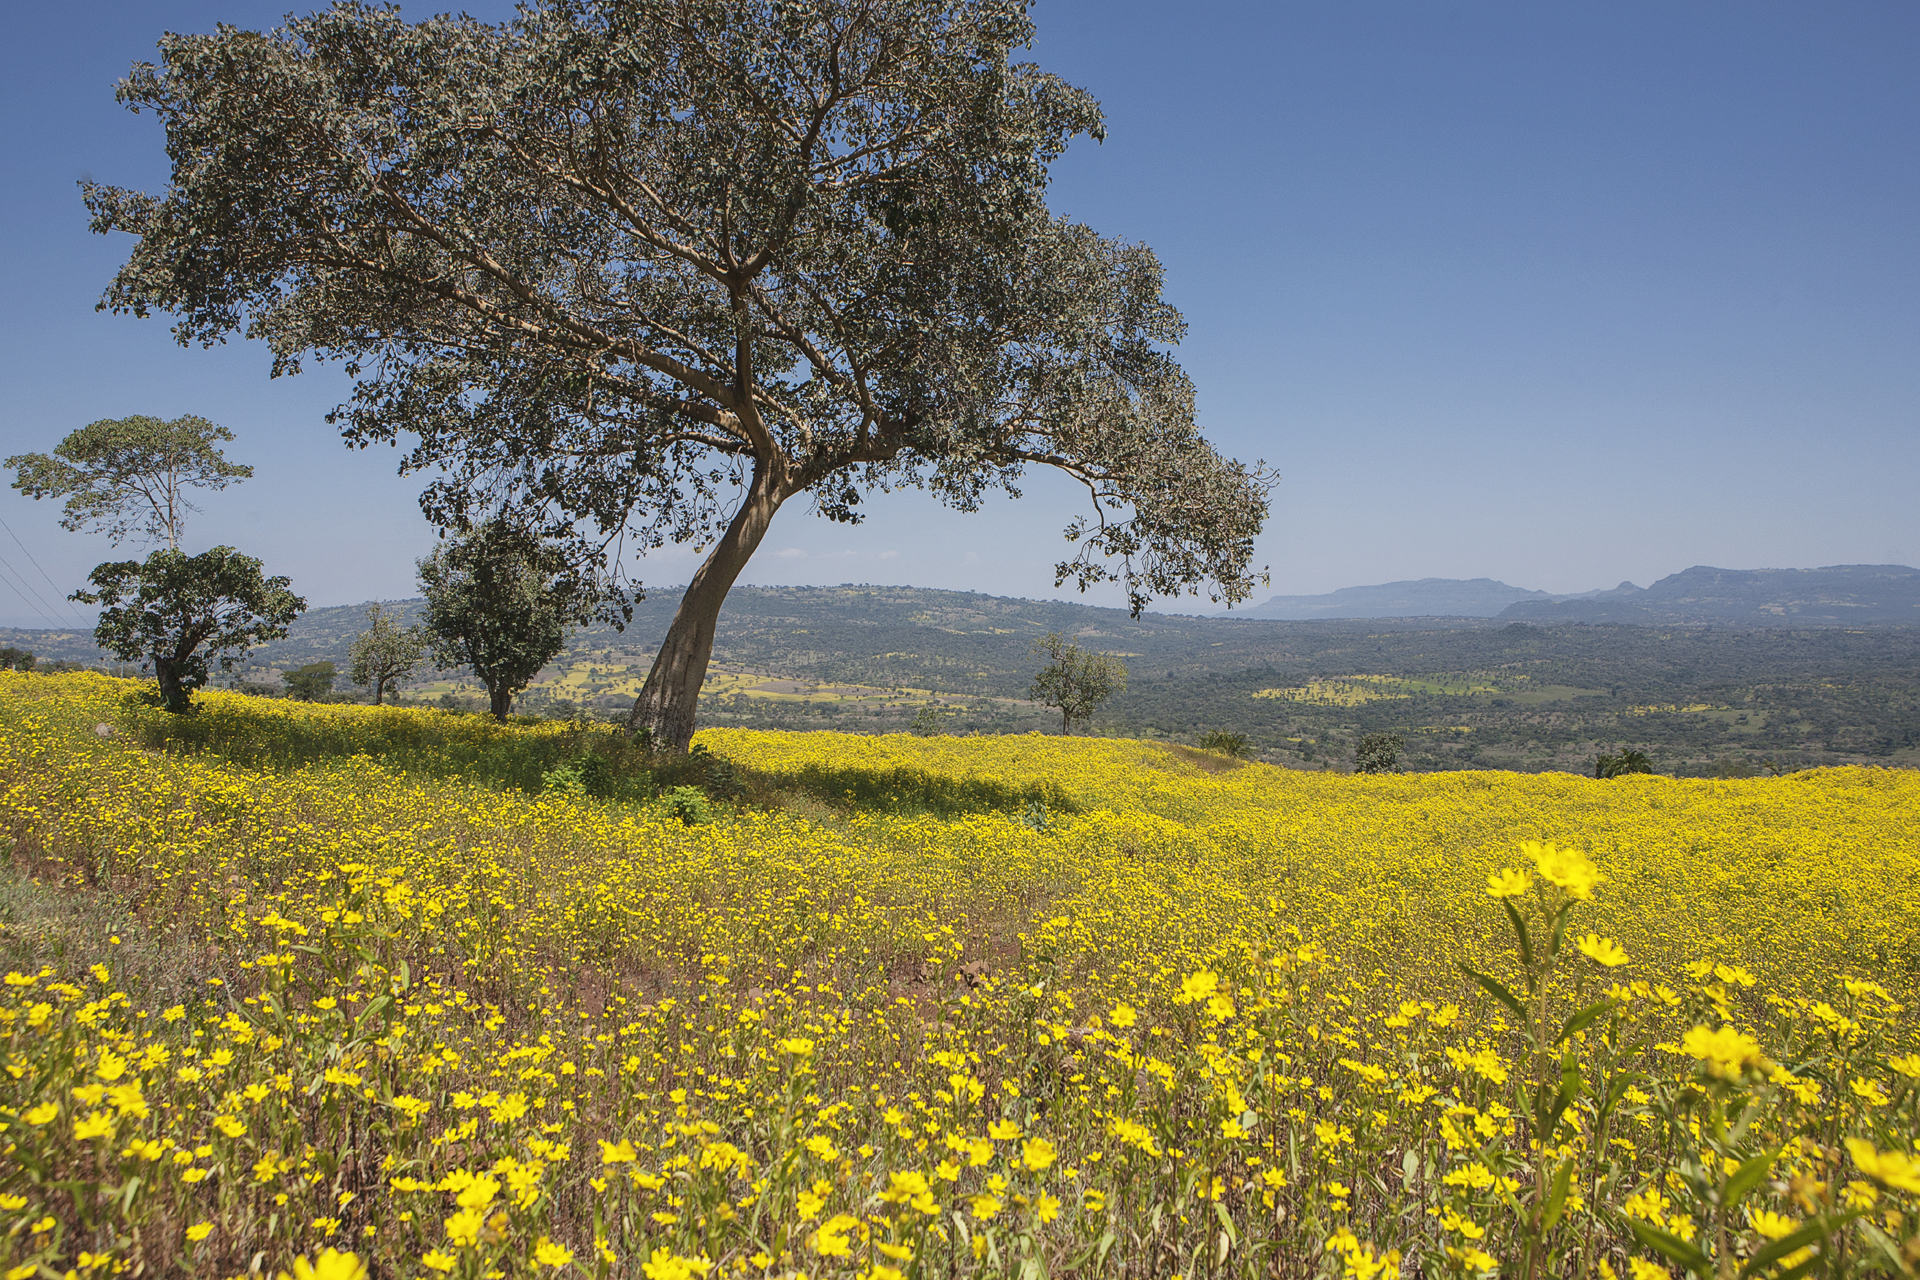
left=348, top=603, right=428, bottom=705
left=417, top=523, right=586, bottom=721
left=87, top=0, right=1273, bottom=749
left=7, top=415, right=251, bottom=550
left=76, top=547, right=305, bottom=713
left=1027, top=630, right=1126, bottom=734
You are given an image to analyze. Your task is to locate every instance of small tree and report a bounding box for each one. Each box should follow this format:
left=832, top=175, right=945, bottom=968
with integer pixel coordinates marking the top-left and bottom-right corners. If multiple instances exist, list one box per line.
left=7, top=415, right=251, bottom=550
left=418, top=523, right=584, bottom=722
left=1028, top=632, right=1128, bottom=735
left=1354, top=732, right=1405, bottom=774
left=74, top=546, right=305, bottom=713
left=0, top=648, right=34, bottom=672
left=1594, top=747, right=1654, bottom=779
left=348, top=603, right=427, bottom=705
left=1198, top=729, right=1249, bottom=758
left=283, top=661, right=337, bottom=702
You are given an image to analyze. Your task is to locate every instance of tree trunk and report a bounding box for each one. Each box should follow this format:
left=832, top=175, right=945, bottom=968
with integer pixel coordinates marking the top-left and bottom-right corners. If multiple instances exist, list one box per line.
left=488, top=682, right=513, bottom=722
left=153, top=656, right=191, bottom=714
left=629, top=458, right=790, bottom=752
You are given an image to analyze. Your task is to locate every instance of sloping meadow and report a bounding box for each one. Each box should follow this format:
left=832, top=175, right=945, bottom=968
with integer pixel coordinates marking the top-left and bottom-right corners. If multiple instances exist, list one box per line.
left=2, top=673, right=1916, bottom=1279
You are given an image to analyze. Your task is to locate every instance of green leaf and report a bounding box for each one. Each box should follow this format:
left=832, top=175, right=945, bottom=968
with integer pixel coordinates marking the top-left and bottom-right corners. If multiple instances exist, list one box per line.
left=1625, top=1218, right=1714, bottom=1277
left=1853, top=1220, right=1910, bottom=1275
left=1549, top=905, right=1572, bottom=957
left=1543, top=1053, right=1584, bottom=1136
left=1503, top=900, right=1535, bottom=971
left=1541, top=1157, right=1576, bottom=1230
left=1557, top=997, right=1616, bottom=1045
left=1213, top=1199, right=1239, bottom=1247
left=1737, top=1212, right=1856, bottom=1278
left=1458, top=963, right=1529, bottom=1024
left=1720, top=1148, right=1777, bottom=1210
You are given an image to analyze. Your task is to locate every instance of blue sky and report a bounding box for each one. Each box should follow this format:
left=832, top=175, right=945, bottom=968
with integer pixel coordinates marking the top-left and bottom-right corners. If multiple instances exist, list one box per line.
left=2, top=1, right=1916, bottom=628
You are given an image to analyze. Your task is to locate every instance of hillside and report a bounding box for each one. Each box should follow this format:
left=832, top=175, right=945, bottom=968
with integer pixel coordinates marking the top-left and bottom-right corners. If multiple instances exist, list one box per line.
left=5, top=672, right=1916, bottom=1277
left=6, top=582, right=1918, bottom=777
left=1239, top=576, right=1561, bottom=619
left=1499, top=563, right=1920, bottom=625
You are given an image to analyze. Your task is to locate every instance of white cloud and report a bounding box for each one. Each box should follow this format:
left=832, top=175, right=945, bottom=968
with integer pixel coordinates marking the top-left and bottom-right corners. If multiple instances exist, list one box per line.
left=777, top=548, right=806, bottom=558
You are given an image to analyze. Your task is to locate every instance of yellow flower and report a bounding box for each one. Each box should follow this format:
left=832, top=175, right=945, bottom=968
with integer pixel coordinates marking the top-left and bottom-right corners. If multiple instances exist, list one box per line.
left=1748, top=1209, right=1799, bottom=1240
left=444, top=1207, right=485, bottom=1248
left=1180, top=970, right=1219, bottom=1002
left=1848, top=1078, right=1890, bottom=1106
left=1522, top=841, right=1601, bottom=900
left=279, top=1250, right=367, bottom=1280
left=1021, top=1137, right=1057, bottom=1171
left=1485, top=867, right=1532, bottom=898
left=186, top=1222, right=215, bottom=1243
left=803, top=1134, right=839, bottom=1162
left=1627, top=1260, right=1671, bottom=1280
left=24, top=1102, right=58, bottom=1126
left=73, top=1110, right=113, bottom=1141
left=1846, top=1138, right=1920, bottom=1193
left=421, top=1253, right=456, bottom=1274
left=533, top=1238, right=573, bottom=1268
left=1109, top=1003, right=1137, bottom=1028
left=1577, top=934, right=1630, bottom=967
left=812, top=1214, right=862, bottom=1257
left=639, top=1249, right=711, bottom=1280
left=988, top=1118, right=1021, bottom=1140
left=599, top=1138, right=637, bottom=1164
left=1680, top=1025, right=1769, bottom=1081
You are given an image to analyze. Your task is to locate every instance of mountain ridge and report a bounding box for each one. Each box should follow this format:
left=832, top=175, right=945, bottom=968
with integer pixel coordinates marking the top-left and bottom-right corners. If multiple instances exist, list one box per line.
left=1497, top=564, right=1920, bottom=626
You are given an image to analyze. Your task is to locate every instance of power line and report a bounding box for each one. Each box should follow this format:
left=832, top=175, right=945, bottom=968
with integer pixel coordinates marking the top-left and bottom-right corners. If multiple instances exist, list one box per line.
left=0, top=543, right=79, bottom=631
left=0, top=555, right=66, bottom=630
left=0, top=514, right=87, bottom=626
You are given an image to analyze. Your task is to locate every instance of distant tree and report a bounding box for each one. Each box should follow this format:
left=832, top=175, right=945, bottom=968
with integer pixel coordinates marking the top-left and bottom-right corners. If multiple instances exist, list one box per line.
left=1354, top=732, right=1405, bottom=774
left=910, top=705, right=947, bottom=737
left=348, top=603, right=427, bottom=706
left=1028, top=632, right=1128, bottom=735
left=0, top=647, right=34, bottom=672
left=7, top=415, right=251, bottom=550
left=87, top=1, right=1273, bottom=752
left=418, top=523, right=586, bottom=722
left=74, top=547, right=305, bottom=713
left=1594, top=747, right=1654, bottom=779
left=283, top=661, right=337, bottom=702
left=1198, top=729, right=1249, bottom=758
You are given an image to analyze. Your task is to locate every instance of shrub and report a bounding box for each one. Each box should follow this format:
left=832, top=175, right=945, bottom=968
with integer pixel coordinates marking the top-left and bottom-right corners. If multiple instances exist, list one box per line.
left=662, top=785, right=712, bottom=825
left=1354, top=731, right=1404, bottom=774
left=1594, top=746, right=1655, bottom=778
left=1197, top=729, right=1248, bottom=757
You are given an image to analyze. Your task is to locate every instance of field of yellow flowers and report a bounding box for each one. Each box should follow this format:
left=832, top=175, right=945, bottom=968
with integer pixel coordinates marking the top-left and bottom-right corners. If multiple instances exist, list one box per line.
left=2, top=671, right=1917, bottom=1280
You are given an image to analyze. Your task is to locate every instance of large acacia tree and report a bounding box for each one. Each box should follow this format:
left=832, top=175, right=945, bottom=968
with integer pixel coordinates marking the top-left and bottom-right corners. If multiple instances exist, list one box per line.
left=88, top=0, right=1274, bottom=750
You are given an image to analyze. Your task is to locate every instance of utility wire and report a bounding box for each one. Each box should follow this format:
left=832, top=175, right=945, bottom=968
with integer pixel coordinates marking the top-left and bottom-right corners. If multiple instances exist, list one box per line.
left=0, top=541, right=79, bottom=631
left=0, top=513, right=88, bottom=626
left=0, top=554, right=66, bottom=630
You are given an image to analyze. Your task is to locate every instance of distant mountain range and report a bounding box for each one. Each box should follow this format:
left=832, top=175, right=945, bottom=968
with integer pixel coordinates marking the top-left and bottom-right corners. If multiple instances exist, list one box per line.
left=1240, top=565, right=1920, bottom=626
left=1238, top=578, right=1587, bottom=620
left=1497, top=564, right=1920, bottom=626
